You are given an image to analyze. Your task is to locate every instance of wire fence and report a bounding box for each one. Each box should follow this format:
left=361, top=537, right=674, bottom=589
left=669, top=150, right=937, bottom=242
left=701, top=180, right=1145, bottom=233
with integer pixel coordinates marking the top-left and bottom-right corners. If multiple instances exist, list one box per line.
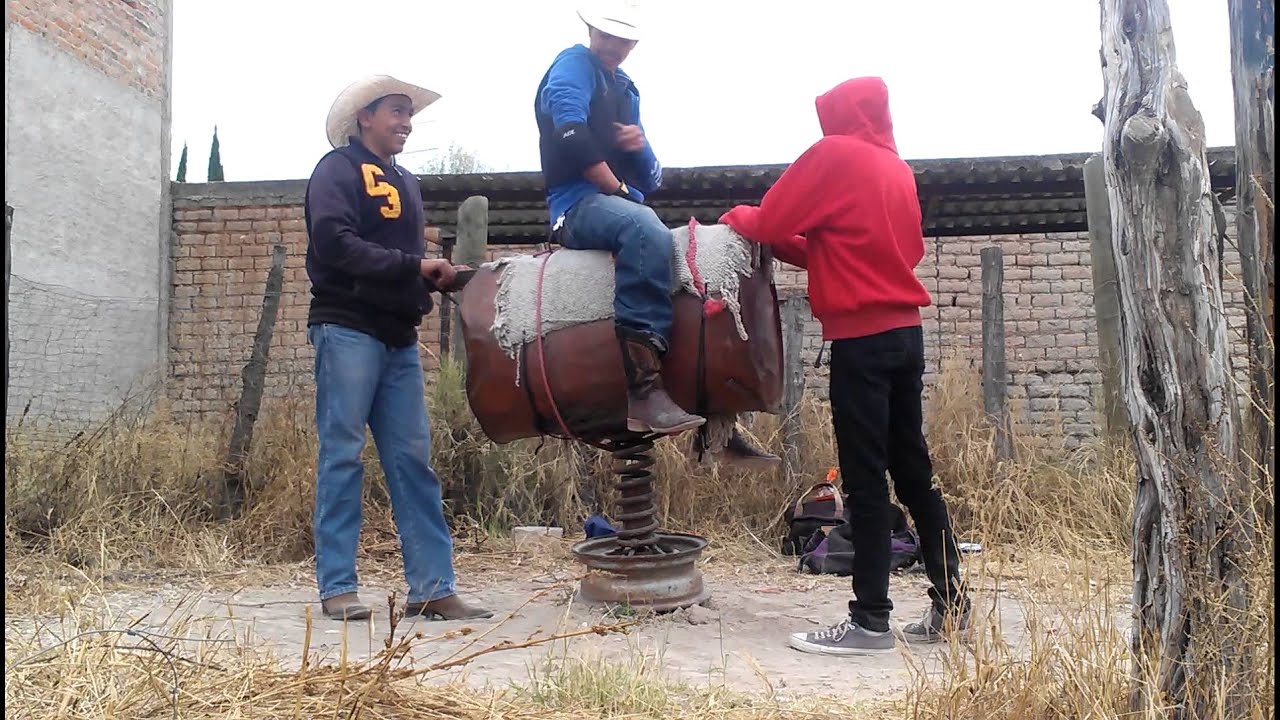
left=6, top=273, right=163, bottom=437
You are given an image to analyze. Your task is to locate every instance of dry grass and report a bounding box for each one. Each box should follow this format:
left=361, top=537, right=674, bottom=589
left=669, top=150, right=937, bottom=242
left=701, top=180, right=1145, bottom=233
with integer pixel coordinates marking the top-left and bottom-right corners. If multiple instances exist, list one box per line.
left=3, top=357, right=1120, bottom=578
left=3, top=355, right=843, bottom=596
left=3, top=600, right=862, bottom=720
left=5, top=357, right=1274, bottom=719
left=895, top=529, right=1274, bottom=720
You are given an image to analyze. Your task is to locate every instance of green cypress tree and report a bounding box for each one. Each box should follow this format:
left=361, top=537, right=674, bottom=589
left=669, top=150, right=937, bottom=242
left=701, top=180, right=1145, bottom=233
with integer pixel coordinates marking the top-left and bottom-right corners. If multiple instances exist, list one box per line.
left=207, top=126, right=225, bottom=182
left=175, top=142, right=188, bottom=182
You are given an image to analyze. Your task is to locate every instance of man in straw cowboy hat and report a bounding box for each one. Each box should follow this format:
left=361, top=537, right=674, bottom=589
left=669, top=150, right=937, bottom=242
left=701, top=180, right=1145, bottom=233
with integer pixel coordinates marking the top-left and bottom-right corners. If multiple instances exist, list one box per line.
left=304, top=75, right=492, bottom=622
left=532, top=1, right=779, bottom=465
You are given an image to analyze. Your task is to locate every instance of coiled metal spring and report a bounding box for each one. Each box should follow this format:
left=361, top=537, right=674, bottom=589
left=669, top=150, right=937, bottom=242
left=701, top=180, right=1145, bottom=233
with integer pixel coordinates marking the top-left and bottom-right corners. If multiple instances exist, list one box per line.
left=610, top=434, right=660, bottom=551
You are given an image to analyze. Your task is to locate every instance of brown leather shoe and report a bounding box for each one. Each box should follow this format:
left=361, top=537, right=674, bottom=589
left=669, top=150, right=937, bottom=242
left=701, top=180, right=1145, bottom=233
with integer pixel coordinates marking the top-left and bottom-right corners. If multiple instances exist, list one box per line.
left=718, top=425, right=782, bottom=469
left=321, top=592, right=372, bottom=621
left=616, top=327, right=705, bottom=435
left=404, top=594, right=495, bottom=621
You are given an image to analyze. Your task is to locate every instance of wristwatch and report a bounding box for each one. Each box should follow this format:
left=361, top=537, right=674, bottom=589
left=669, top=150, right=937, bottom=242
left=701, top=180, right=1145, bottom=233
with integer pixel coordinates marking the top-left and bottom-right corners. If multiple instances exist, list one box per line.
left=611, top=182, right=637, bottom=202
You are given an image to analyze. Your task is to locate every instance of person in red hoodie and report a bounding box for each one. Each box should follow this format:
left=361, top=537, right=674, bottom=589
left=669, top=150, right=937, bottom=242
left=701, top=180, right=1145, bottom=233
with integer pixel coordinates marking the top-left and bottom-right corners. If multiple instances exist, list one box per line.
left=722, top=77, right=971, bottom=656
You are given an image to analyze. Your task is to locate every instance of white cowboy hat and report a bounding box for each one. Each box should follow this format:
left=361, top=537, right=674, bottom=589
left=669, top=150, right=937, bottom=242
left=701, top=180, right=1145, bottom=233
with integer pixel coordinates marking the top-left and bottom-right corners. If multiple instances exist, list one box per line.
left=577, top=0, right=643, bottom=41
left=324, top=75, right=441, bottom=149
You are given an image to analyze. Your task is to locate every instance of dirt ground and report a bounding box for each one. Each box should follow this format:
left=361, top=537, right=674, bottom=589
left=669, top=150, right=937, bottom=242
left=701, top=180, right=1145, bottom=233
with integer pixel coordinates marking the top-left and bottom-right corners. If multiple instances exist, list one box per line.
left=5, top=538, right=1093, bottom=705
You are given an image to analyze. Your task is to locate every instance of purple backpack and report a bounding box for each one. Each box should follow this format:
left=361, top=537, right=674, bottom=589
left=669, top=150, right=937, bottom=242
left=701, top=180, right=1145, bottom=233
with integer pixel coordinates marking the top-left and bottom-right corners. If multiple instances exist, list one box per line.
left=798, top=506, right=920, bottom=576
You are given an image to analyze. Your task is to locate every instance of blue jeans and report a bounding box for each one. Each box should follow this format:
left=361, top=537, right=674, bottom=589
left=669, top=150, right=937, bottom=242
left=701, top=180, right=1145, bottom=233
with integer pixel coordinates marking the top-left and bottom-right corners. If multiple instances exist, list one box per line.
left=308, top=323, right=456, bottom=604
left=561, top=193, right=674, bottom=342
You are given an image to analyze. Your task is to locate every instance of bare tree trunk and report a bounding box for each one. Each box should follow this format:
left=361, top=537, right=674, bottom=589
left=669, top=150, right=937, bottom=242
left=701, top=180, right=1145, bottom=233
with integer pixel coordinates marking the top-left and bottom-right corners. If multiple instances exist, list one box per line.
left=219, top=244, right=288, bottom=519
left=1099, top=1, right=1254, bottom=716
left=1228, top=0, right=1275, bottom=514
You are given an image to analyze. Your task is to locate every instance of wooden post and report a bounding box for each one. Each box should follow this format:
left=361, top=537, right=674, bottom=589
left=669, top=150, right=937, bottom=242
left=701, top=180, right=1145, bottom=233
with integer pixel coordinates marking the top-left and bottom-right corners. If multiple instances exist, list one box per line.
left=5, top=204, right=11, bottom=401
left=1083, top=154, right=1128, bottom=439
left=1228, top=0, right=1275, bottom=499
left=778, top=294, right=807, bottom=486
left=1100, top=1, right=1252, bottom=714
left=980, top=247, right=1012, bottom=461
left=219, top=244, right=287, bottom=519
left=438, top=233, right=456, bottom=357
left=449, top=196, right=488, bottom=371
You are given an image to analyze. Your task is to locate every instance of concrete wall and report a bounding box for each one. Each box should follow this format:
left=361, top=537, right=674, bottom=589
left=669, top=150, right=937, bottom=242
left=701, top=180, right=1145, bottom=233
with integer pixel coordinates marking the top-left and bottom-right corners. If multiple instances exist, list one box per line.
left=165, top=181, right=1252, bottom=448
left=5, top=0, right=174, bottom=430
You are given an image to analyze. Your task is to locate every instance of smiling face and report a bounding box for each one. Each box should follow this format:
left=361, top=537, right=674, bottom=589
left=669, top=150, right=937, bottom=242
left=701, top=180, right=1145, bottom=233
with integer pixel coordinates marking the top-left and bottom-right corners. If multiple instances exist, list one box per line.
left=587, top=26, right=637, bottom=71
left=356, top=94, right=414, bottom=160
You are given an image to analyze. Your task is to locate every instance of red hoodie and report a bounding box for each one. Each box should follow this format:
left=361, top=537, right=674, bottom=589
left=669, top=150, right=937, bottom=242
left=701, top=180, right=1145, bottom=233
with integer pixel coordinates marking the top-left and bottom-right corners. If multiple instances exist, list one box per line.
left=720, top=77, right=932, bottom=341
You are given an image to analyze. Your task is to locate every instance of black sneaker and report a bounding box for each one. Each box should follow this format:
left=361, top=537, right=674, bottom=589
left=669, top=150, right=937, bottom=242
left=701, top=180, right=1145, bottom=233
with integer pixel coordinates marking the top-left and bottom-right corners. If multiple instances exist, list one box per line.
left=902, top=606, right=971, bottom=644
left=787, top=618, right=896, bottom=656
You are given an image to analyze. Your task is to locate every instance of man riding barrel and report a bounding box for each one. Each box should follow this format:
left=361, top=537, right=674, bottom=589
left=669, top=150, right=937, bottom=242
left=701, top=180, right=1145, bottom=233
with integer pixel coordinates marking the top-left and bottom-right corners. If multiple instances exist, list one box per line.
left=533, top=2, right=779, bottom=465
left=533, top=0, right=701, bottom=436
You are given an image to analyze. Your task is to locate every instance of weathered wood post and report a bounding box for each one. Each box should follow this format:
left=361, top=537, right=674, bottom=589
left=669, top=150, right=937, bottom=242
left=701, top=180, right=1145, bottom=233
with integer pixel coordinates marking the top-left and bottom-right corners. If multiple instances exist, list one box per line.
left=1083, top=154, right=1128, bottom=439
left=980, top=246, right=1013, bottom=461
left=1228, top=0, right=1275, bottom=499
left=436, top=230, right=456, bottom=356
left=449, top=196, right=488, bottom=371
left=5, top=204, right=11, bottom=402
left=778, top=294, right=808, bottom=486
left=1100, top=0, right=1253, bottom=714
left=219, top=244, right=287, bottom=519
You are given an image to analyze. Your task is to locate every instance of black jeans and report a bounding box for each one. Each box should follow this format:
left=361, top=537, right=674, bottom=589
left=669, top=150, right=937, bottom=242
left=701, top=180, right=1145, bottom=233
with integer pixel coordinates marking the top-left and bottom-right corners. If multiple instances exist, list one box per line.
left=829, top=326, right=969, bottom=632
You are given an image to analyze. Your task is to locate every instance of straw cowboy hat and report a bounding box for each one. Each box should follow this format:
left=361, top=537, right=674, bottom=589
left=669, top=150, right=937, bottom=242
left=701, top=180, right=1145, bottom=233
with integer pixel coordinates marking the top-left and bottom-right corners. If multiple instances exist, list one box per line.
left=577, top=0, right=643, bottom=41
left=325, top=75, right=441, bottom=149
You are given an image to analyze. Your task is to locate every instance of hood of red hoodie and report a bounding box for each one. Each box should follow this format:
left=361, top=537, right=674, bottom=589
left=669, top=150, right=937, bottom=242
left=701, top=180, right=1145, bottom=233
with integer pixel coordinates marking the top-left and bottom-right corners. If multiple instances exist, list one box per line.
left=815, top=77, right=898, bottom=154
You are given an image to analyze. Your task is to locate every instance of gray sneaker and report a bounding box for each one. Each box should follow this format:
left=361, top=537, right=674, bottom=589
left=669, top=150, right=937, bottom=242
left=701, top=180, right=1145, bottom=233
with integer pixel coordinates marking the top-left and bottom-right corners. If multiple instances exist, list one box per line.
left=788, top=618, right=896, bottom=656
left=902, top=606, right=971, bottom=643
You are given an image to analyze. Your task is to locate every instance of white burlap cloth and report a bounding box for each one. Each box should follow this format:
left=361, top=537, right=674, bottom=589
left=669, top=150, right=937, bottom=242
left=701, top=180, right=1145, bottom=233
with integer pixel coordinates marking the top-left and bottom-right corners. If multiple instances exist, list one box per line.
left=486, top=222, right=757, bottom=359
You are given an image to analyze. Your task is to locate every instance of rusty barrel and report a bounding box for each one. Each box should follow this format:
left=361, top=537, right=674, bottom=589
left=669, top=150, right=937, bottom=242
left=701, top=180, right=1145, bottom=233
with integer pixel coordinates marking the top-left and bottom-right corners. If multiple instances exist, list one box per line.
left=456, top=244, right=785, bottom=443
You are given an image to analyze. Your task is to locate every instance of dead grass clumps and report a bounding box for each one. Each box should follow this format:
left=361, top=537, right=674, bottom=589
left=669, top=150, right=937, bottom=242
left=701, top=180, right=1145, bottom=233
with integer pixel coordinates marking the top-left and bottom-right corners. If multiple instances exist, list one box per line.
left=3, top=356, right=840, bottom=579
left=5, top=355, right=1274, bottom=719
left=6, top=355, right=1132, bottom=579
left=926, top=359, right=1135, bottom=552
left=3, top=603, right=857, bottom=720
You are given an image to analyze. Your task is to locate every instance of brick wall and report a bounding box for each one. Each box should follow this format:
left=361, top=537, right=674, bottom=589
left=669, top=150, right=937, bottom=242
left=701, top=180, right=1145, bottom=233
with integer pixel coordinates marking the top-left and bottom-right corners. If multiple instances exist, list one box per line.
left=169, top=182, right=528, bottom=415
left=790, top=231, right=1249, bottom=445
left=168, top=183, right=1250, bottom=447
left=6, top=0, right=168, bottom=99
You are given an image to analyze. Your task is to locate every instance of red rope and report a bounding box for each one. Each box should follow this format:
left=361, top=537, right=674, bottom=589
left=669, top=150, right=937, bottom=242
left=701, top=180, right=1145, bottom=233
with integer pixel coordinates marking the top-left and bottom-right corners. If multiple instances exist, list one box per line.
left=532, top=219, right=724, bottom=445
left=685, top=217, right=725, bottom=317
left=533, top=249, right=579, bottom=443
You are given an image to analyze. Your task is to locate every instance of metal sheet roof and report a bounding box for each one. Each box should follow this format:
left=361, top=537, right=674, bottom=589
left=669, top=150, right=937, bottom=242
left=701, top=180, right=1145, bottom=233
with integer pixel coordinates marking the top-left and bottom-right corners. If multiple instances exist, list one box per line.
left=420, top=147, right=1237, bottom=242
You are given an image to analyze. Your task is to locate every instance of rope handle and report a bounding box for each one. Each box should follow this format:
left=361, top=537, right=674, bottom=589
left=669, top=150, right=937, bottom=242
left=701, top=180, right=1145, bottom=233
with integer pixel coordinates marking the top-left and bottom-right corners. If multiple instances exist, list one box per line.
left=685, top=217, right=726, bottom=317
left=534, top=250, right=580, bottom=444
left=792, top=481, right=845, bottom=519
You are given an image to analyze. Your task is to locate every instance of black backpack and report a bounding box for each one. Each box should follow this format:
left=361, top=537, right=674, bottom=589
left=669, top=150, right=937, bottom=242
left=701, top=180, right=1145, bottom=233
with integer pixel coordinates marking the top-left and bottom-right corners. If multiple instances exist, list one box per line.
left=781, top=481, right=845, bottom=556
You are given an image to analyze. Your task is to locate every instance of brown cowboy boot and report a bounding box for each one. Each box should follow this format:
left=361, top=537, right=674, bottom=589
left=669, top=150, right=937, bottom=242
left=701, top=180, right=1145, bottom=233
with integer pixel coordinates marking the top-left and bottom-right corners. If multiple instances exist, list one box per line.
left=616, top=326, right=706, bottom=435
left=719, top=425, right=782, bottom=469
left=404, top=594, right=495, bottom=621
left=322, top=592, right=372, bottom=621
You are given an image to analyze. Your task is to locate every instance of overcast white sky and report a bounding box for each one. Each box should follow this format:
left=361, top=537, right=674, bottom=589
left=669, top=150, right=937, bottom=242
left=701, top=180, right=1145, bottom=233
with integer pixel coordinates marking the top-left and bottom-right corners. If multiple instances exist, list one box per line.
left=170, top=0, right=1238, bottom=182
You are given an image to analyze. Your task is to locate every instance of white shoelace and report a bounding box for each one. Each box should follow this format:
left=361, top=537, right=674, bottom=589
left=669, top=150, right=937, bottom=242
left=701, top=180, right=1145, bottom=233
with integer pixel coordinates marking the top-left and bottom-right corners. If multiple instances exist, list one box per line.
left=921, top=608, right=936, bottom=629
left=810, top=619, right=853, bottom=642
